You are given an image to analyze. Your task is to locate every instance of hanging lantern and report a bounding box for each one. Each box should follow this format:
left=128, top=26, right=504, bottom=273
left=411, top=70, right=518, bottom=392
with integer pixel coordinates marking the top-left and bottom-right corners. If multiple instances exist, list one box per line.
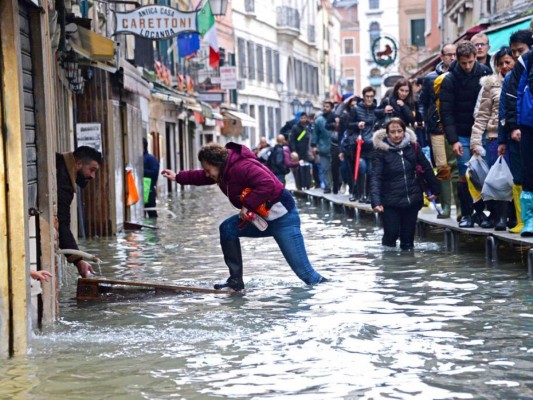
left=208, top=0, right=229, bottom=16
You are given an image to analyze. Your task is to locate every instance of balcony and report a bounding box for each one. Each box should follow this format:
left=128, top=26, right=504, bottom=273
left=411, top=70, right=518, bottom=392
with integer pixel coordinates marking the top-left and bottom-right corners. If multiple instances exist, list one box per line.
left=276, top=6, right=300, bottom=38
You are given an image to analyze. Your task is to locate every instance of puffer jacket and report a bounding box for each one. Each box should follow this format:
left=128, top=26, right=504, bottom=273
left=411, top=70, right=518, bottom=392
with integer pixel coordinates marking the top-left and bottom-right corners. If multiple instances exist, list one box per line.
left=418, top=62, right=446, bottom=134
left=370, top=128, right=440, bottom=209
left=175, top=142, right=294, bottom=216
left=471, top=73, right=503, bottom=150
left=440, top=60, right=491, bottom=144
left=375, top=94, right=416, bottom=127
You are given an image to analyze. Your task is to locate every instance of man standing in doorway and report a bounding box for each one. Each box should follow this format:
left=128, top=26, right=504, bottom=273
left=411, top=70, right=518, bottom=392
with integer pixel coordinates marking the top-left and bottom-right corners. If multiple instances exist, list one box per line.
left=143, top=138, right=160, bottom=218
left=56, top=146, right=102, bottom=277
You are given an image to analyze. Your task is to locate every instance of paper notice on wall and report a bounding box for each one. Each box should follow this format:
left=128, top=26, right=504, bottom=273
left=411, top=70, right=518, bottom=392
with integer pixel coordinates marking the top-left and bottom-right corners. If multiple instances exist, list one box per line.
left=76, top=123, right=102, bottom=153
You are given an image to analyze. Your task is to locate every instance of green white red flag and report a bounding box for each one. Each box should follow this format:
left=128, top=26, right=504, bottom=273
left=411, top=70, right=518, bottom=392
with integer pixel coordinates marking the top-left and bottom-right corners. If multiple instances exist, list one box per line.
left=198, top=1, right=220, bottom=68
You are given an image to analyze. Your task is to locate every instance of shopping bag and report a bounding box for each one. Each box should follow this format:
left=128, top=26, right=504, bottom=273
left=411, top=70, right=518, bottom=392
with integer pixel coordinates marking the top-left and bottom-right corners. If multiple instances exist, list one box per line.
left=466, top=155, right=489, bottom=191
left=126, top=169, right=140, bottom=206
left=143, top=177, right=151, bottom=204
left=481, top=156, right=513, bottom=201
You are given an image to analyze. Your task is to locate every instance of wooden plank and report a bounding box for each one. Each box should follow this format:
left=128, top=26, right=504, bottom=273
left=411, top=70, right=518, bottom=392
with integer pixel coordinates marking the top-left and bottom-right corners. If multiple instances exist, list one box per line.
left=123, top=221, right=158, bottom=230
left=76, top=278, right=236, bottom=300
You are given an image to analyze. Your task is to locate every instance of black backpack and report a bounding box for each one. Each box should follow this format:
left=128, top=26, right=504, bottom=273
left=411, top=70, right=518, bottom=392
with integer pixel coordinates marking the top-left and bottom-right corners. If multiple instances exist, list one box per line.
left=266, top=144, right=289, bottom=175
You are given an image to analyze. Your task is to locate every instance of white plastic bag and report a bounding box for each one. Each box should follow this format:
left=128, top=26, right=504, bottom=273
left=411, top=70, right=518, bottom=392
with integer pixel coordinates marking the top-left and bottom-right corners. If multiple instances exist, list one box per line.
left=481, top=156, right=513, bottom=201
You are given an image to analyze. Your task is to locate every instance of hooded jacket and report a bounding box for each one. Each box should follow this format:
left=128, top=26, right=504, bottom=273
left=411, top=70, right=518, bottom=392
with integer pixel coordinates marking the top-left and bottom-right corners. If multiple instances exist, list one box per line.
left=370, top=128, right=440, bottom=209
left=175, top=143, right=294, bottom=219
left=289, top=119, right=313, bottom=162
left=471, top=73, right=503, bottom=150
left=440, top=60, right=491, bottom=144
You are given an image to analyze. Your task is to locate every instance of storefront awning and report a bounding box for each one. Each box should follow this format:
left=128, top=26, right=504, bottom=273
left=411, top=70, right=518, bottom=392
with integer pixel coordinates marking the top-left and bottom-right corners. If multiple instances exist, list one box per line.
left=223, top=110, right=257, bottom=127
left=485, top=17, right=532, bottom=54
left=68, top=24, right=117, bottom=72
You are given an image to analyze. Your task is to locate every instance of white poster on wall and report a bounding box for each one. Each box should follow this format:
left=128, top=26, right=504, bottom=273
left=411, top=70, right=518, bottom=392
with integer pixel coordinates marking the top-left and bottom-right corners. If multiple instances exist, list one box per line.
left=76, top=123, right=102, bottom=153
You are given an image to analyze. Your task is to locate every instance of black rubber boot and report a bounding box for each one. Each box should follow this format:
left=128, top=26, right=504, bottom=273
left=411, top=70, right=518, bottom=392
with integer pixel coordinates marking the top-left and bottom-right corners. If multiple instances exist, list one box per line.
left=494, top=200, right=508, bottom=231
left=457, top=181, right=474, bottom=228
left=214, top=240, right=244, bottom=291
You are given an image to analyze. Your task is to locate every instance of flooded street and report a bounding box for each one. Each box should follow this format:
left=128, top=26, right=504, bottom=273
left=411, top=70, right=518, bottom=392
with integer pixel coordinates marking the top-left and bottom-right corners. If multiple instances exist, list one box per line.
left=2, top=186, right=532, bottom=399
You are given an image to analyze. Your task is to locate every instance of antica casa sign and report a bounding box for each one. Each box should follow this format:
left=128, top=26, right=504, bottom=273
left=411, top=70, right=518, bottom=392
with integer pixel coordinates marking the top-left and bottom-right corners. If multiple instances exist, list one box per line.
left=114, top=6, right=198, bottom=39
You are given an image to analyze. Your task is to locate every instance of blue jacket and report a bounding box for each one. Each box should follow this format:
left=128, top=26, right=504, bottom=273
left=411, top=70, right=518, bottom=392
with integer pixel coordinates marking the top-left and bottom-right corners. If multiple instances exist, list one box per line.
left=312, top=113, right=333, bottom=156
left=505, top=50, right=533, bottom=132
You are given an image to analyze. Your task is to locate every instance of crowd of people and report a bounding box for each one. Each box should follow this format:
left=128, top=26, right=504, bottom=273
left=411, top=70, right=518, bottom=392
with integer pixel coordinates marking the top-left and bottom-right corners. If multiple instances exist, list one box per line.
left=259, top=29, right=533, bottom=247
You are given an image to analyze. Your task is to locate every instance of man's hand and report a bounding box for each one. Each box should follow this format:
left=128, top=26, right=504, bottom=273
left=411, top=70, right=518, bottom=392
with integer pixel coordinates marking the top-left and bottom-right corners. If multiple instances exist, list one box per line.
left=76, top=260, right=95, bottom=278
left=373, top=205, right=384, bottom=213
left=471, top=146, right=480, bottom=156
left=161, top=169, right=176, bottom=181
left=339, top=152, right=345, bottom=161
left=511, top=129, right=521, bottom=142
left=498, top=144, right=507, bottom=156
left=384, top=105, right=393, bottom=113
left=358, top=121, right=365, bottom=130
left=30, top=270, right=52, bottom=282
left=452, top=142, right=463, bottom=157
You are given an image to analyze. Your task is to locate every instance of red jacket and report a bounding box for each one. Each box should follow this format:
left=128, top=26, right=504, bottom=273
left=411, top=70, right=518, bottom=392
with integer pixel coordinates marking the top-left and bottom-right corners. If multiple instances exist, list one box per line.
left=176, top=143, right=284, bottom=211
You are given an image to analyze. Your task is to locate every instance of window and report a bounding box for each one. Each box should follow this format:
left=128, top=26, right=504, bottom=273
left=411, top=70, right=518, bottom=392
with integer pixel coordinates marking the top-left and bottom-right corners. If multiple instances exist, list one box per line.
left=411, top=19, right=426, bottom=48
left=241, top=104, right=249, bottom=139
left=237, top=38, right=247, bottom=78
left=369, top=21, right=380, bottom=47
left=369, top=0, right=379, bottom=9
left=256, top=45, right=264, bottom=82
left=275, top=108, right=281, bottom=133
left=258, top=105, right=266, bottom=138
left=346, top=79, right=354, bottom=93
left=274, top=51, right=280, bottom=83
left=267, top=107, right=275, bottom=140
left=247, top=41, right=255, bottom=80
left=266, top=48, right=273, bottom=83
left=343, top=38, right=354, bottom=55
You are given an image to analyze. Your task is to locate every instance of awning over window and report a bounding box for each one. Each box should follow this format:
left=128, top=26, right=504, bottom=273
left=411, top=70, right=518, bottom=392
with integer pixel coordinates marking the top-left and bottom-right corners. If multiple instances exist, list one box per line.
left=485, top=17, right=531, bottom=53
left=68, top=25, right=117, bottom=72
left=223, top=110, right=257, bottom=127
left=119, top=58, right=152, bottom=99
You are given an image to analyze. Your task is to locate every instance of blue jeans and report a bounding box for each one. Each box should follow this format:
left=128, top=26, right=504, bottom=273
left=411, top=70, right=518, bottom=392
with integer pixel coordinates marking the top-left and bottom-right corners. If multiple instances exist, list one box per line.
left=320, top=154, right=331, bottom=190
left=219, top=207, right=323, bottom=285
left=457, top=136, right=472, bottom=176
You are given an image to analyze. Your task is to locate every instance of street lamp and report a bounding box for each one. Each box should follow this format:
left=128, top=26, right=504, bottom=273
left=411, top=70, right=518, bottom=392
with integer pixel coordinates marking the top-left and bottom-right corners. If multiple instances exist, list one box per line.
left=290, top=98, right=302, bottom=116
left=209, top=0, right=229, bottom=16
left=303, top=100, right=313, bottom=115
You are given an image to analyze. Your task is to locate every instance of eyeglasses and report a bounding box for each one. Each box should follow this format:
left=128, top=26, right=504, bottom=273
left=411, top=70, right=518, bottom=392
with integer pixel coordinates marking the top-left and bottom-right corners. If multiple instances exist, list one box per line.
left=474, top=43, right=488, bottom=48
left=443, top=53, right=456, bottom=57
left=364, top=95, right=375, bottom=99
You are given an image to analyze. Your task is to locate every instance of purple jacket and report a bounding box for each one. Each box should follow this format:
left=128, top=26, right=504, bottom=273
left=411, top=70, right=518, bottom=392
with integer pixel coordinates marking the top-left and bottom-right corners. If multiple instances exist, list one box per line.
left=175, top=142, right=284, bottom=211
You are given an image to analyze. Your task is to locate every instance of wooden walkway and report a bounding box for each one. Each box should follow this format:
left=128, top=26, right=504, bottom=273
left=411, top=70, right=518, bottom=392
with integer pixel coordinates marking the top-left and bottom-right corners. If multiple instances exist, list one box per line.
left=290, top=187, right=533, bottom=278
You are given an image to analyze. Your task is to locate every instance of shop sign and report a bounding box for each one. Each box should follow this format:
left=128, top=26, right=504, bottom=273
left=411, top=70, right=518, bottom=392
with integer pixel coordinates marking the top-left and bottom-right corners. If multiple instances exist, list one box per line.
left=371, top=36, right=398, bottom=67
left=76, top=123, right=102, bottom=153
left=198, top=91, right=225, bottom=103
left=114, top=6, right=198, bottom=39
left=220, top=66, right=237, bottom=90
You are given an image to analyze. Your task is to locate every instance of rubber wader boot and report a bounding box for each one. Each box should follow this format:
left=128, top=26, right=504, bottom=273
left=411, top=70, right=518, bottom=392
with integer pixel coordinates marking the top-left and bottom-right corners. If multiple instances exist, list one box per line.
left=214, top=240, right=245, bottom=291
left=493, top=200, right=508, bottom=231
left=438, top=179, right=452, bottom=219
left=520, top=191, right=533, bottom=237
left=509, top=184, right=524, bottom=234
left=452, top=180, right=462, bottom=221
left=457, top=181, right=474, bottom=227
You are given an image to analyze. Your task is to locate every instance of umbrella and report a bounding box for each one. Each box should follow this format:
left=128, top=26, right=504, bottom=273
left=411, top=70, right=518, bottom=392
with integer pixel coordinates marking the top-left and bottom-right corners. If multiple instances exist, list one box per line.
left=353, top=135, right=364, bottom=181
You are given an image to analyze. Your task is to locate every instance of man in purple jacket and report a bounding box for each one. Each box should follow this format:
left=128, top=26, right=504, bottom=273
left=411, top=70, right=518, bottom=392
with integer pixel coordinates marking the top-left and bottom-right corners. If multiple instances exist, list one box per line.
left=161, top=142, right=327, bottom=291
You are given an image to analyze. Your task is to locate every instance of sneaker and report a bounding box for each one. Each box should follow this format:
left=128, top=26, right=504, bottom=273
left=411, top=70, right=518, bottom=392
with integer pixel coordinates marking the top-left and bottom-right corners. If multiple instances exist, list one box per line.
left=458, top=215, right=474, bottom=228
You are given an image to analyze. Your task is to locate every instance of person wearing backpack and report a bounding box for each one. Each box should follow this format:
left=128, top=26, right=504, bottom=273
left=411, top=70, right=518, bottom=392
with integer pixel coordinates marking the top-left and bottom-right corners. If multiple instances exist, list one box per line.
left=267, top=135, right=299, bottom=187
left=289, top=111, right=313, bottom=189
left=505, top=49, right=533, bottom=236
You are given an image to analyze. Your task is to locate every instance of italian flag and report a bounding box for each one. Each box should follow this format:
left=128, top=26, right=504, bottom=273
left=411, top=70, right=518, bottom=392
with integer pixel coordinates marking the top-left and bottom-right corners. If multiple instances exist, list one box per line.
left=198, top=1, right=220, bottom=68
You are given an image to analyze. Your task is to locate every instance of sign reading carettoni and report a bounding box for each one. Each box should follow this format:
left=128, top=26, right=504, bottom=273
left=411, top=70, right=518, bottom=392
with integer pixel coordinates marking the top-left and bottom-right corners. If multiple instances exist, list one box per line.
left=114, top=6, right=198, bottom=39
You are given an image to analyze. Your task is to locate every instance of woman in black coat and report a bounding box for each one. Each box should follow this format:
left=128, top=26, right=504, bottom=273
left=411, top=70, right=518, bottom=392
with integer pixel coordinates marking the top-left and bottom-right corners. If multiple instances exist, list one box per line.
left=374, top=78, right=416, bottom=128
left=370, top=118, right=440, bottom=250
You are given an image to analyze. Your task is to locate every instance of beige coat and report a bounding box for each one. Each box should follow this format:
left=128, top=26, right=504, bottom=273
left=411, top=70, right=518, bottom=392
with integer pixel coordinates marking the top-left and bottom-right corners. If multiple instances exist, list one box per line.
left=471, top=74, right=503, bottom=150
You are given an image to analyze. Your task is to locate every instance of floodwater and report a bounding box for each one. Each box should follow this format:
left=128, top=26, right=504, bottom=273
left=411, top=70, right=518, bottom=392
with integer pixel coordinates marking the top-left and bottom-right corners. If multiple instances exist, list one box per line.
left=2, top=186, right=532, bottom=399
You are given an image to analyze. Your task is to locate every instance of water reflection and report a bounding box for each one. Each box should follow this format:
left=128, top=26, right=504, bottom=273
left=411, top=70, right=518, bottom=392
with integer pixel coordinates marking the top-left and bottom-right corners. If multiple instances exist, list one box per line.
left=1, top=186, right=532, bottom=399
